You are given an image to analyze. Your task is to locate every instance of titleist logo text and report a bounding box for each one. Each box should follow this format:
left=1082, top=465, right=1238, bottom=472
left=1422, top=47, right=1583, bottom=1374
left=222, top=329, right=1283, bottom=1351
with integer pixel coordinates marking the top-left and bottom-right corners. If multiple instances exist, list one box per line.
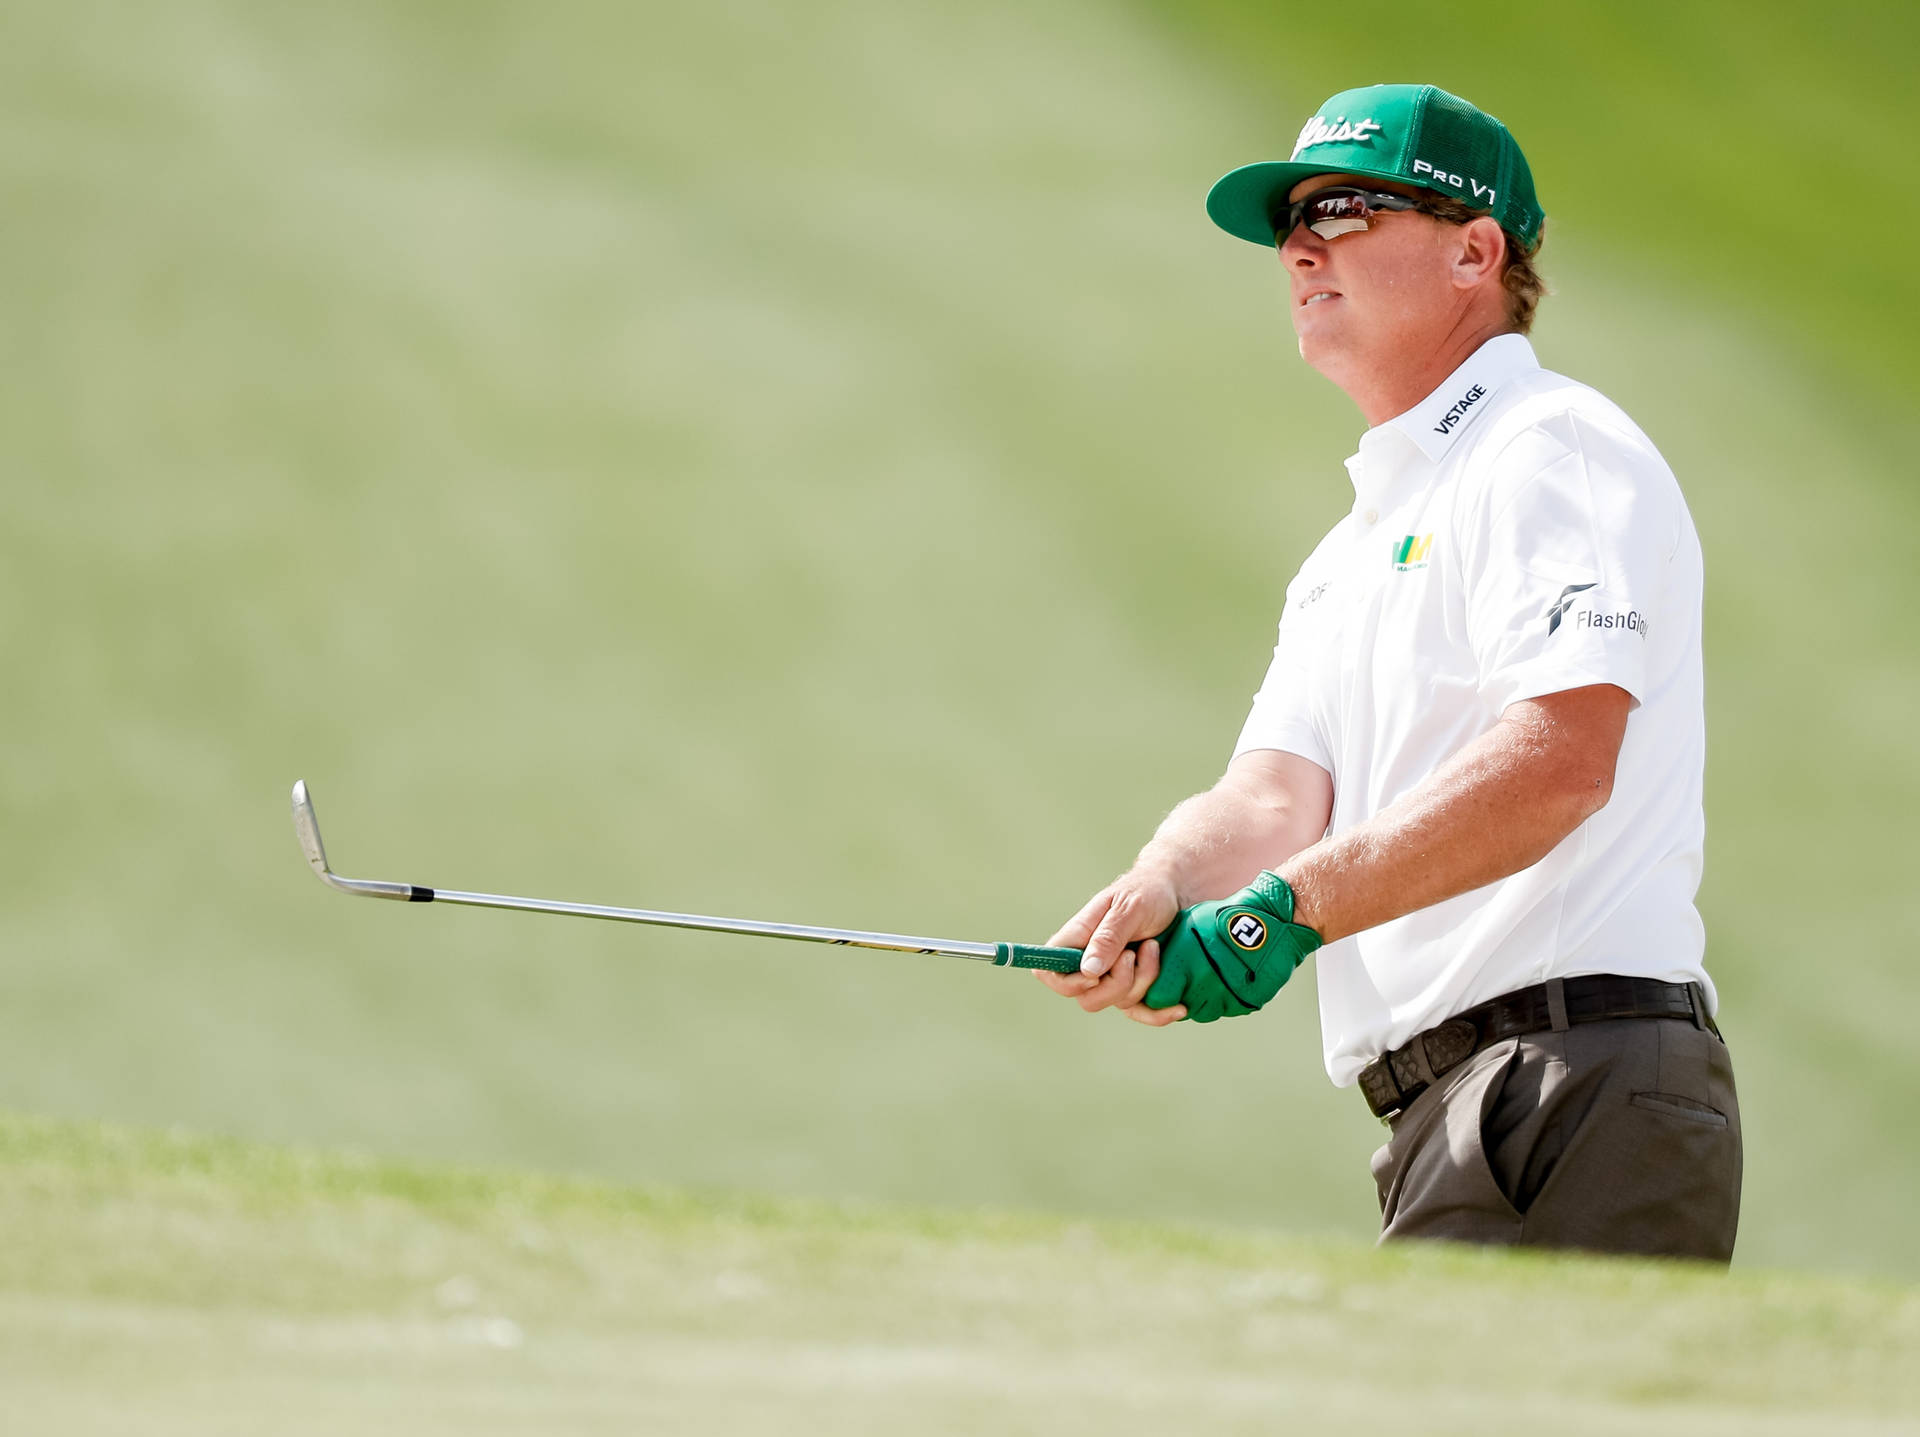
left=1291, top=115, right=1384, bottom=158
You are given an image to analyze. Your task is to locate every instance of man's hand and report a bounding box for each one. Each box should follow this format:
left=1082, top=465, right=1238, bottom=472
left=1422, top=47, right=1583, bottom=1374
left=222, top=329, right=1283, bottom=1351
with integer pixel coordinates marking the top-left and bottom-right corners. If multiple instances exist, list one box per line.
left=1033, top=865, right=1187, bottom=1024
left=1142, top=871, right=1320, bottom=1022
left=1034, top=751, right=1333, bottom=1027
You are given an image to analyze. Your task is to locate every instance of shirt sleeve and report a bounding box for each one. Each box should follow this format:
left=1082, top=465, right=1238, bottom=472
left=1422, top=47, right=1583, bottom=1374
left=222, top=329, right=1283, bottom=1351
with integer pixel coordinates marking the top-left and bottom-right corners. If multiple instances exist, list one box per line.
left=1461, top=410, right=1682, bottom=713
left=1231, top=574, right=1334, bottom=772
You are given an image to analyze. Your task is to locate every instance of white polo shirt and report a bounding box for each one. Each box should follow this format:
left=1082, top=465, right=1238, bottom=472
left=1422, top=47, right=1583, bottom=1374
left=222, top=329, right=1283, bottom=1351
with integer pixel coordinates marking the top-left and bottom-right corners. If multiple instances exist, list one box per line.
left=1233, top=334, right=1711, bottom=1086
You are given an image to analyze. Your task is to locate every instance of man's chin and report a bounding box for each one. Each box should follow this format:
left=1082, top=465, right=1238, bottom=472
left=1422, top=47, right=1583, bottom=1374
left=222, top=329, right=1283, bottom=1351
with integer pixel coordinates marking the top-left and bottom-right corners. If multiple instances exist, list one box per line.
left=1293, top=324, right=1346, bottom=375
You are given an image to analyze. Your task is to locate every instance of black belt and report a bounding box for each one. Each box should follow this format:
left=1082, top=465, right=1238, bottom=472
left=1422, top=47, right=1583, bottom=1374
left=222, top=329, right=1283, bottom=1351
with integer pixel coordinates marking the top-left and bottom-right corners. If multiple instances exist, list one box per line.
left=1358, top=974, right=1719, bottom=1122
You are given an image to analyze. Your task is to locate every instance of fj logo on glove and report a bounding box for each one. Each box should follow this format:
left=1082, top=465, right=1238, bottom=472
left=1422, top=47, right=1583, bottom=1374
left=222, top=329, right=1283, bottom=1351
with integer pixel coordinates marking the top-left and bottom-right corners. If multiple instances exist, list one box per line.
left=1228, top=913, right=1267, bottom=950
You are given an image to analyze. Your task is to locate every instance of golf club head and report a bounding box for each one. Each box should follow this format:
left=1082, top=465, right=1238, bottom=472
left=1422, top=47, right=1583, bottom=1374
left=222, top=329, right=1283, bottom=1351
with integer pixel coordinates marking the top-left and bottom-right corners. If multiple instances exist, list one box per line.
left=290, top=780, right=332, bottom=881
left=290, top=780, right=422, bottom=901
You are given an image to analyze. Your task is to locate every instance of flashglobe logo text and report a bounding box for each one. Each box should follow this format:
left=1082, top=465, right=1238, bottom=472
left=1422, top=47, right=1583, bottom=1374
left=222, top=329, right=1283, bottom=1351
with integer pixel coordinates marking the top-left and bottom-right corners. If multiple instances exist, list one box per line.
left=1578, top=609, right=1649, bottom=639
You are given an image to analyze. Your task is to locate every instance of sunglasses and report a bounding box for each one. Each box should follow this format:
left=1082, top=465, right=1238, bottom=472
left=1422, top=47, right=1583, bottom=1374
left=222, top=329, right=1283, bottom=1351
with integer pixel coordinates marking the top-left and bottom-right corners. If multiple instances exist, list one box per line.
left=1275, top=186, right=1435, bottom=243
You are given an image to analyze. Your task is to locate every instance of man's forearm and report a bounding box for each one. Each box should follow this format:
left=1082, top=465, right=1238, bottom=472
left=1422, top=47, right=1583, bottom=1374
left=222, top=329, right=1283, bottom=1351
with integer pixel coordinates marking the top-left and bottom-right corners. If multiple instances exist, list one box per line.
left=1136, top=753, right=1332, bottom=905
left=1278, top=688, right=1627, bottom=944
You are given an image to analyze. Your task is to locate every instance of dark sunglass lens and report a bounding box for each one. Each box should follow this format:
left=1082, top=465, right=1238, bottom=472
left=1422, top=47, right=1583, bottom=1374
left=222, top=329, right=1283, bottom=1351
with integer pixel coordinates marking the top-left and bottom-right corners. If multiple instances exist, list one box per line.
left=1307, top=192, right=1372, bottom=223
left=1291, top=189, right=1378, bottom=240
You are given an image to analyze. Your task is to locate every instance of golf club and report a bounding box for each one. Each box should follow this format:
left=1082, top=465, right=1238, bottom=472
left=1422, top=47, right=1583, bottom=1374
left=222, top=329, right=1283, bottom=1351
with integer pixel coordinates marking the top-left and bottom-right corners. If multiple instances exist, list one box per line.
left=290, top=780, right=1088, bottom=974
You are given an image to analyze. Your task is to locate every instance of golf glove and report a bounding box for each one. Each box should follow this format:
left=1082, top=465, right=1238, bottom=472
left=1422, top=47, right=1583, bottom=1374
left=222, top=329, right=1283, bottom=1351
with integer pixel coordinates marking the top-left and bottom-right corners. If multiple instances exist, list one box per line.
left=1143, top=871, right=1320, bottom=1022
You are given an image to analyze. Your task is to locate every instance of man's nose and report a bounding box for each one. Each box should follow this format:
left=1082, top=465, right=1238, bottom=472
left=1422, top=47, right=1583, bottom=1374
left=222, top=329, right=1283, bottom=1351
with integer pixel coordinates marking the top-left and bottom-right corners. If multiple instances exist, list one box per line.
left=1278, top=226, right=1325, bottom=267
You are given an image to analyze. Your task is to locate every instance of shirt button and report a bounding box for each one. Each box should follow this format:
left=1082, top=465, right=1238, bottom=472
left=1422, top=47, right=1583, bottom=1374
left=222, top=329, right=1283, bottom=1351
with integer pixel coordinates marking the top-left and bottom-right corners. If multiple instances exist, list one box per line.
left=1362, top=507, right=1379, bottom=525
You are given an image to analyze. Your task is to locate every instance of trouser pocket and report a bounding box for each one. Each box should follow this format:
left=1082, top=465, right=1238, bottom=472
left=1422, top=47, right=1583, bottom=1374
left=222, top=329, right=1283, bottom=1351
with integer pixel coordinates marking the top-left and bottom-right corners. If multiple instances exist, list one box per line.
left=1513, top=1019, right=1742, bottom=1261
left=1375, top=1039, right=1525, bottom=1243
left=1630, top=1091, right=1729, bottom=1125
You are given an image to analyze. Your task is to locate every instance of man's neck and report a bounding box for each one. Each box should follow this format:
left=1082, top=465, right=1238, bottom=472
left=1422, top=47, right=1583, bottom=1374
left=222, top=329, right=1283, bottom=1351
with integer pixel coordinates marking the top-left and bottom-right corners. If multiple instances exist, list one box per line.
left=1340, top=315, right=1515, bottom=428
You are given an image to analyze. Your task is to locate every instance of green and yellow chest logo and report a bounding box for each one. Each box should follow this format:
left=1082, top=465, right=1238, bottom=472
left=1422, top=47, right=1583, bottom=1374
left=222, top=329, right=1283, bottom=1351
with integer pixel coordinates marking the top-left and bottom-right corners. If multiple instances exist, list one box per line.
left=1392, top=534, right=1433, bottom=571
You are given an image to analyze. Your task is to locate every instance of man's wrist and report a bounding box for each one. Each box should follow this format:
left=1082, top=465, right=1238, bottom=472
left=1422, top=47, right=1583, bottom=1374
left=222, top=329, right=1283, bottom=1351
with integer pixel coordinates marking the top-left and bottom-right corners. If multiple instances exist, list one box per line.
left=1273, top=860, right=1332, bottom=943
left=1239, top=869, right=1299, bottom=923
left=1131, top=845, right=1190, bottom=903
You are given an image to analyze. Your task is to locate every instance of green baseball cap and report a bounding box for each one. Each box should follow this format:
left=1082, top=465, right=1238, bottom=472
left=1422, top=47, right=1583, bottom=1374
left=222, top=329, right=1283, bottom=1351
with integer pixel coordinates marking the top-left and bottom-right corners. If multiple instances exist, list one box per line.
left=1206, top=84, right=1544, bottom=251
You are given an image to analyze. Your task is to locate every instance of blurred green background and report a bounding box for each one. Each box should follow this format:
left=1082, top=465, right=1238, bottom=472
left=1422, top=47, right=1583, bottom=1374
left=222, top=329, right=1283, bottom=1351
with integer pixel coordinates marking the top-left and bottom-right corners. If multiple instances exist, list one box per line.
left=2, top=0, right=1914, bottom=1279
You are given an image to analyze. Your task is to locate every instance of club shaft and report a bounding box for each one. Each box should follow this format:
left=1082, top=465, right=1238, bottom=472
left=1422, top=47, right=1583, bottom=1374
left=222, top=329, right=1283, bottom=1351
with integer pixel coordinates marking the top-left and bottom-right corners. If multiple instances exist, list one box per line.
left=289, top=780, right=1083, bottom=972
left=416, top=885, right=1001, bottom=961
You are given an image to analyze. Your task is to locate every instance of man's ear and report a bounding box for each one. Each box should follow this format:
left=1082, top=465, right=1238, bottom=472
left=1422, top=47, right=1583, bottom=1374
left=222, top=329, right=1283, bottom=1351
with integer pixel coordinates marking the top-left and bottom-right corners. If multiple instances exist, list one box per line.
left=1450, top=216, right=1509, bottom=291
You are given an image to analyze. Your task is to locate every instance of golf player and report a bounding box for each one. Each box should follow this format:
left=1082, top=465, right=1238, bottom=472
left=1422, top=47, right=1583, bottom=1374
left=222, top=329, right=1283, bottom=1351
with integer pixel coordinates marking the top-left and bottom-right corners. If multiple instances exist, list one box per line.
left=1039, top=84, right=1741, bottom=1261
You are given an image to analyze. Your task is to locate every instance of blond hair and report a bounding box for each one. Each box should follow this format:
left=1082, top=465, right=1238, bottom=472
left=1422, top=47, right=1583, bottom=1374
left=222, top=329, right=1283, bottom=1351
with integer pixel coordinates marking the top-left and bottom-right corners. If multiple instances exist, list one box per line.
left=1418, top=193, right=1548, bottom=334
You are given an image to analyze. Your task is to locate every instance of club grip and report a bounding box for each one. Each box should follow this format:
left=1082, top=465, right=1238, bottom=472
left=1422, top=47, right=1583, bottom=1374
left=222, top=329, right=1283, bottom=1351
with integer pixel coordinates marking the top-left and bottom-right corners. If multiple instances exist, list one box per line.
left=994, top=942, right=1086, bottom=974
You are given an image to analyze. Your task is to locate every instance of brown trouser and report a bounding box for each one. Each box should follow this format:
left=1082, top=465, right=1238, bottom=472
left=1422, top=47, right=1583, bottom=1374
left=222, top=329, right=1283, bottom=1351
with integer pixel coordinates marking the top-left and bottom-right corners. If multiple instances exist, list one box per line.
left=1370, top=1014, right=1742, bottom=1262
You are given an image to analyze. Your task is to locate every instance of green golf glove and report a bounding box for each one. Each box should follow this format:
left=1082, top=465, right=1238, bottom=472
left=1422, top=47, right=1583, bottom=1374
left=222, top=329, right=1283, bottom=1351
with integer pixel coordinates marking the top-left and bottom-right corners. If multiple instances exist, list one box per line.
left=1142, top=871, right=1321, bottom=1023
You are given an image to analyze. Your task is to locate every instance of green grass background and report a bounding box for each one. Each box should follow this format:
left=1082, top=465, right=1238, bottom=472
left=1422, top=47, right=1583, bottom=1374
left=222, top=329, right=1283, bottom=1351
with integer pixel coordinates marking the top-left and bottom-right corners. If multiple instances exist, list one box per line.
left=8, top=1113, right=1918, bottom=1434
left=2, top=0, right=1916, bottom=1282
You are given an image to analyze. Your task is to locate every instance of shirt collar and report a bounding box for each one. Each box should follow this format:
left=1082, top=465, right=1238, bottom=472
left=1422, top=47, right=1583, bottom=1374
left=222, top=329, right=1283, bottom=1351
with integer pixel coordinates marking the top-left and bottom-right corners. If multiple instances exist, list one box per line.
left=1341, top=334, right=1543, bottom=506
left=1386, top=333, right=1541, bottom=463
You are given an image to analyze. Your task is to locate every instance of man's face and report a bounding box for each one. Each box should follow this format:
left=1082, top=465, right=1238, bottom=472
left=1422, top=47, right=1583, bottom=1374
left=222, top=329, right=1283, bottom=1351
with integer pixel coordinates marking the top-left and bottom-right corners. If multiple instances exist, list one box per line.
left=1278, top=172, right=1467, bottom=379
